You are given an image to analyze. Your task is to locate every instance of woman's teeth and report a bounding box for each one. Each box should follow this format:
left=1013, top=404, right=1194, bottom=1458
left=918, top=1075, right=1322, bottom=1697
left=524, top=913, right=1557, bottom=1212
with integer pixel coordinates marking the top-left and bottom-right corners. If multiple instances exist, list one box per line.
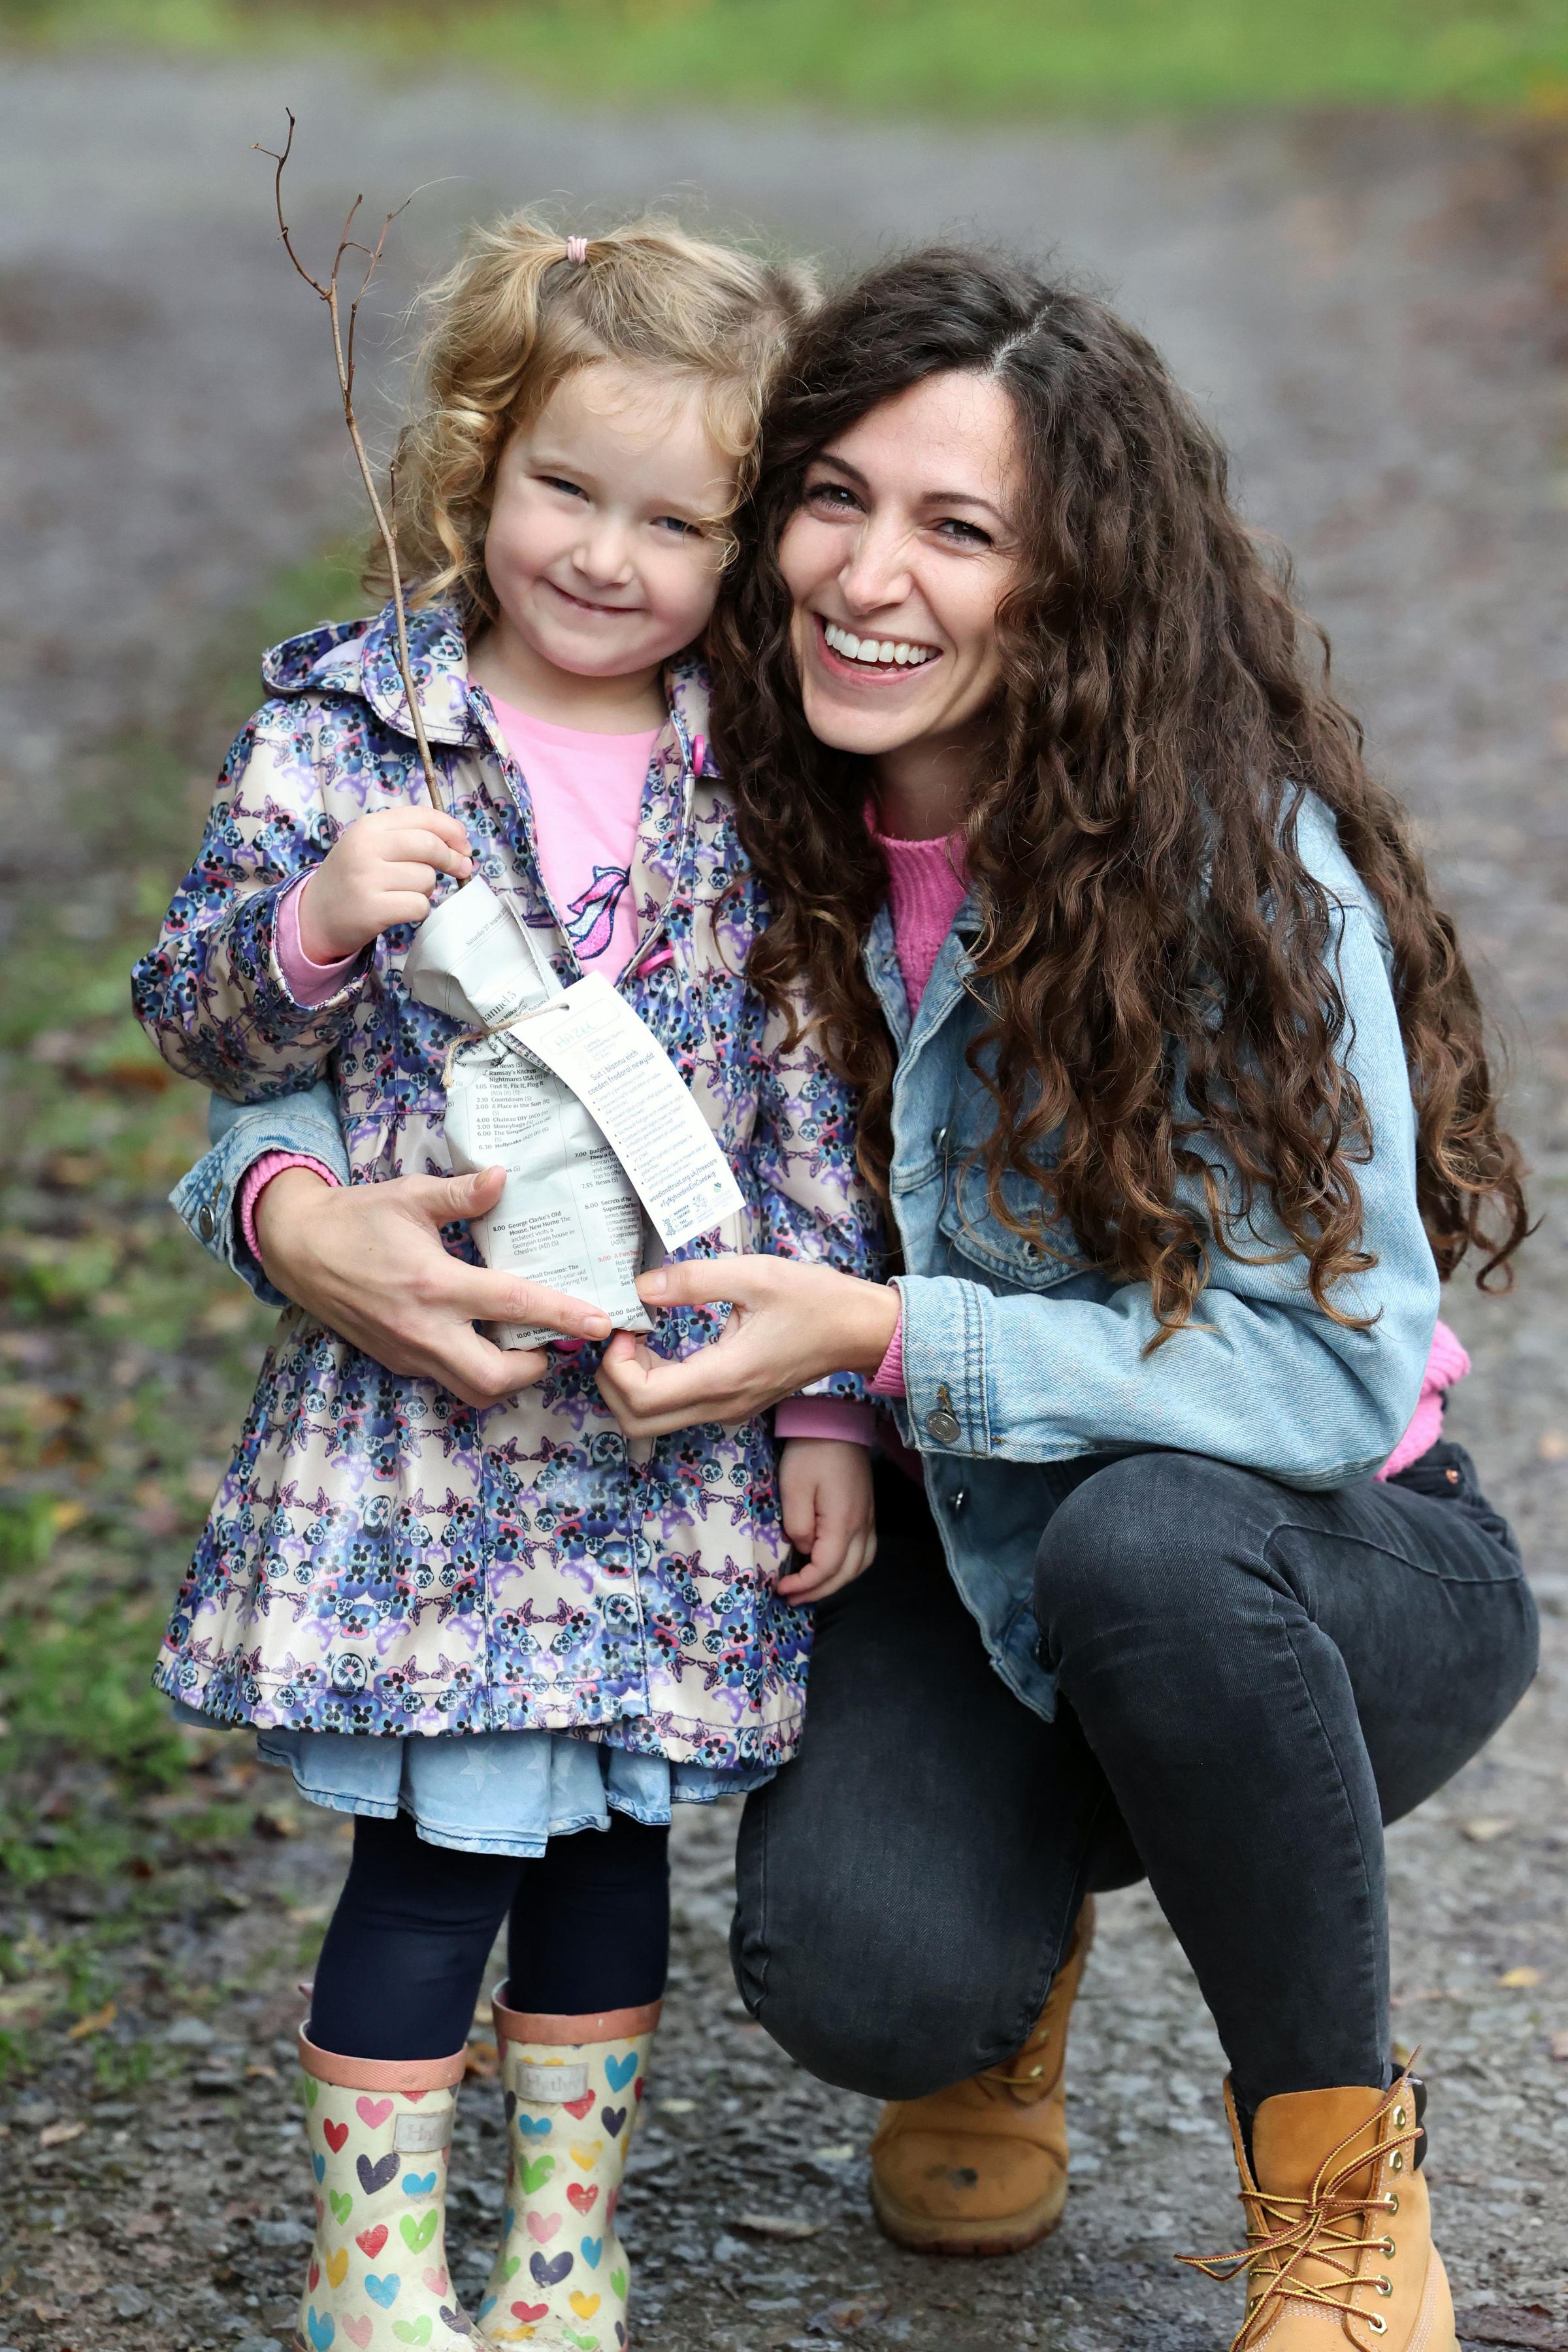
left=823, top=619, right=937, bottom=668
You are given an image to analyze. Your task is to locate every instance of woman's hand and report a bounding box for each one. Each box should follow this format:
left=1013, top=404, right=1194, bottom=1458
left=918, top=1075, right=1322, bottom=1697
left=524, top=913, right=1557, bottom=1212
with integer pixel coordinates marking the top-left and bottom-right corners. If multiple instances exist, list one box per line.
left=595, top=1256, right=900, bottom=1438
left=297, top=808, right=474, bottom=963
left=252, top=1165, right=610, bottom=1409
left=776, top=1438, right=877, bottom=1603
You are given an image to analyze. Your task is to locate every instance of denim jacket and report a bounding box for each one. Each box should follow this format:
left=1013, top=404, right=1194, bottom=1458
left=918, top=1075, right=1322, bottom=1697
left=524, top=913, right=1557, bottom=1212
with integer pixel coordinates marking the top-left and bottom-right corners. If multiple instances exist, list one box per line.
left=176, top=792, right=1437, bottom=1724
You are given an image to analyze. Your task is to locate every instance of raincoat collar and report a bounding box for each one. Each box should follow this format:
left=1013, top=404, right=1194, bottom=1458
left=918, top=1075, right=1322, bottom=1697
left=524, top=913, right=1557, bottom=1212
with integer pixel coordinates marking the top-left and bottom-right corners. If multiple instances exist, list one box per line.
left=261, top=598, right=476, bottom=746
left=261, top=598, right=711, bottom=776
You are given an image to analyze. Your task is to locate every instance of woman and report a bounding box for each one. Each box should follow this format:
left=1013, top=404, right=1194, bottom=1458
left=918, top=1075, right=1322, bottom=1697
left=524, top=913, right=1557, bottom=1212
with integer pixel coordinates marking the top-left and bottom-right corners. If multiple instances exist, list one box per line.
left=181, top=251, right=1533, bottom=2351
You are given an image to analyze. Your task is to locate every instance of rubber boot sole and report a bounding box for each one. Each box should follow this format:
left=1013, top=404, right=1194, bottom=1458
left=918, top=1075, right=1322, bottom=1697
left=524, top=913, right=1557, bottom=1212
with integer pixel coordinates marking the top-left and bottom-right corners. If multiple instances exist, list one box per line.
left=870, top=2164, right=1069, bottom=2257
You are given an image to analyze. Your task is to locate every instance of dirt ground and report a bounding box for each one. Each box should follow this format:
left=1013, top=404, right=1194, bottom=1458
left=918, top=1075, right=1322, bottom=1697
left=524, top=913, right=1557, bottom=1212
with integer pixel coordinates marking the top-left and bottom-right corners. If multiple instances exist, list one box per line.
left=3, top=53, right=1568, bottom=2352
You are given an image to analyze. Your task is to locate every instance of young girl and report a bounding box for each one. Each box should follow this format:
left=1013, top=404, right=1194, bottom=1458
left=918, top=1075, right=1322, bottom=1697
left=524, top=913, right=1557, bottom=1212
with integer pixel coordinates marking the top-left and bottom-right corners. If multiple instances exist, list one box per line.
left=132, top=218, right=880, bottom=2352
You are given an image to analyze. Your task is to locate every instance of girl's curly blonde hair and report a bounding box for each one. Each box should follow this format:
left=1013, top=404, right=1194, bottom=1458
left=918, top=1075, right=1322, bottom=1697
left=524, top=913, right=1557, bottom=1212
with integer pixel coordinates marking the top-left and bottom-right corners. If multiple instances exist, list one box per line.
left=370, top=214, right=817, bottom=625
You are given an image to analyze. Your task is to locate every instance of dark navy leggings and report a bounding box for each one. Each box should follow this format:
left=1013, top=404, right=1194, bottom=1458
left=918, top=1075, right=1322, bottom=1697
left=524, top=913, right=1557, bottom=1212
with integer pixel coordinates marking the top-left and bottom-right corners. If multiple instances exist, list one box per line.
left=310, top=1808, right=670, bottom=2060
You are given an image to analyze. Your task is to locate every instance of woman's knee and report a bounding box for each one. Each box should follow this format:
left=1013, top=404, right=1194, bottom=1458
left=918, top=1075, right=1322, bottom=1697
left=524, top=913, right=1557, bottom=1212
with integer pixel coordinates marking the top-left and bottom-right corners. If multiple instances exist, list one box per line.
left=1034, top=1450, right=1264, bottom=1643
left=730, top=1820, right=1045, bottom=2100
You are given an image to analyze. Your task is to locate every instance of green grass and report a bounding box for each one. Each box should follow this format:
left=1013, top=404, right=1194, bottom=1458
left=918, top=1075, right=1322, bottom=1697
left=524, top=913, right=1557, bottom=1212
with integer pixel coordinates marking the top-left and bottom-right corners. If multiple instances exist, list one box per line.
left=2, top=0, right=1567, bottom=115
left=0, top=546, right=363, bottom=1906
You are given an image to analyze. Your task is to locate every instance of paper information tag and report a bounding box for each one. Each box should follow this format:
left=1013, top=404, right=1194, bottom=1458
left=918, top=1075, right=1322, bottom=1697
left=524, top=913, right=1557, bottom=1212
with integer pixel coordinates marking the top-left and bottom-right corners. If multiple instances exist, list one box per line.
left=514, top=975, right=744, bottom=1252
left=404, top=881, right=740, bottom=1350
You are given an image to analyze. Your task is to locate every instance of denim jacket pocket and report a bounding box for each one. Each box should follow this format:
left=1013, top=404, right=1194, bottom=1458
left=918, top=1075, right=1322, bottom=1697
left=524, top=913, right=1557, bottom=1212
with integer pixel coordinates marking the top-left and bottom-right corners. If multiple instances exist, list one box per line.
left=937, top=1155, right=1092, bottom=1292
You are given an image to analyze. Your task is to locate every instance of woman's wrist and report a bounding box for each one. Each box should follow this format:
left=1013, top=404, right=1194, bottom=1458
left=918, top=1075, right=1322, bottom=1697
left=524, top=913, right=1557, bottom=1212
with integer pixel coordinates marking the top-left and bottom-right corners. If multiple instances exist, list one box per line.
left=251, top=1163, right=336, bottom=1288
left=836, top=1275, right=903, bottom=1376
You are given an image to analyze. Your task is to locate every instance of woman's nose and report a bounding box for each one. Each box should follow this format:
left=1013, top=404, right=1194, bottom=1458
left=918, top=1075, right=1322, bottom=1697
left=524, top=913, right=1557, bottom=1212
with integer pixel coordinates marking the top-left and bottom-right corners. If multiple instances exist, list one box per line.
left=838, top=520, right=913, bottom=615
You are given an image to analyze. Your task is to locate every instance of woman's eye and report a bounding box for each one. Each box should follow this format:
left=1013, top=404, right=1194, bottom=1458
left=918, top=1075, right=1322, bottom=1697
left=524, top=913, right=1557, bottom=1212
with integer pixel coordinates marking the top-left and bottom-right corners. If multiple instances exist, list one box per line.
left=805, top=480, right=860, bottom=514
left=936, top=517, right=993, bottom=546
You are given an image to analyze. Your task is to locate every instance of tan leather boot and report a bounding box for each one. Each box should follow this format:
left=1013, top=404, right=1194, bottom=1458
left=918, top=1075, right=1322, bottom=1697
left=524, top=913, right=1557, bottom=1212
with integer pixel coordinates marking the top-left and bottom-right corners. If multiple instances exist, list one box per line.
left=869, top=1897, right=1094, bottom=2255
left=1181, top=2070, right=1459, bottom=2349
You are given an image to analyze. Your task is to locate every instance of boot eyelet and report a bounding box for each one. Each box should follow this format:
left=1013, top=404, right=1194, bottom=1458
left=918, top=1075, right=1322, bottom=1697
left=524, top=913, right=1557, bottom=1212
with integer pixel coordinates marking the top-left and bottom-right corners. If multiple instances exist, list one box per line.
left=1384, top=2193, right=1399, bottom=2215
left=1028, top=2064, right=1045, bottom=2079
left=1368, top=2320, right=1388, bottom=2337
left=1376, top=2276, right=1393, bottom=2296
left=1379, top=2237, right=1396, bottom=2258
left=1389, top=2151, right=1404, bottom=2173
left=1393, top=2105, right=1407, bottom=2128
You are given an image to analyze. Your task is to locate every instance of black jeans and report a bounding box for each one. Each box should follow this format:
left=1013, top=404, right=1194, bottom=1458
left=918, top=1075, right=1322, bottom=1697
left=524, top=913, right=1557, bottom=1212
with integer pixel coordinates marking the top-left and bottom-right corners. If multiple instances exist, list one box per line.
left=732, top=1445, right=1536, bottom=2118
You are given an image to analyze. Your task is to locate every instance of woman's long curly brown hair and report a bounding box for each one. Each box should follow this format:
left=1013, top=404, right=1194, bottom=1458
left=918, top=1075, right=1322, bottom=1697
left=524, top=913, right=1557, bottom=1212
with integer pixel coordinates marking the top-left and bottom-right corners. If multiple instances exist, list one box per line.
left=711, top=250, right=1527, bottom=1335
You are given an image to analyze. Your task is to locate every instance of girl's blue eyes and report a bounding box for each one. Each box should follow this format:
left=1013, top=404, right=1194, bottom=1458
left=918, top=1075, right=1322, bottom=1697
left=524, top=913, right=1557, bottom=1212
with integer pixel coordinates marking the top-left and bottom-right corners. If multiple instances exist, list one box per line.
left=535, top=478, right=702, bottom=536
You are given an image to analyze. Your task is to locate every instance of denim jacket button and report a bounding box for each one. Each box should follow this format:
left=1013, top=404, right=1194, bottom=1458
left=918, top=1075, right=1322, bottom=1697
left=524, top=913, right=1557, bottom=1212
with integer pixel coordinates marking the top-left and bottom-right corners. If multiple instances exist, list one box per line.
left=926, top=1407, right=961, bottom=1445
left=197, top=1202, right=217, bottom=1241
left=931, top=1124, right=951, bottom=1155
left=951, top=1486, right=968, bottom=1513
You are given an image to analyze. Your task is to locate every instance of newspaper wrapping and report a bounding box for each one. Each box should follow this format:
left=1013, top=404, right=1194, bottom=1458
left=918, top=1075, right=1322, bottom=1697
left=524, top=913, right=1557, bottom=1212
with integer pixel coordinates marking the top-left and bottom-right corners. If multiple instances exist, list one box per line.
left=405, top=877, right=743, bottom=1350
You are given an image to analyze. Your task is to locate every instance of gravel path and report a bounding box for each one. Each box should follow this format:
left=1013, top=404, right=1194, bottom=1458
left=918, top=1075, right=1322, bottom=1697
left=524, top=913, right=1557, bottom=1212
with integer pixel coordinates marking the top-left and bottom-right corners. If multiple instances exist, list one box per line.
left=3, top=56, right=1566, bottom=2352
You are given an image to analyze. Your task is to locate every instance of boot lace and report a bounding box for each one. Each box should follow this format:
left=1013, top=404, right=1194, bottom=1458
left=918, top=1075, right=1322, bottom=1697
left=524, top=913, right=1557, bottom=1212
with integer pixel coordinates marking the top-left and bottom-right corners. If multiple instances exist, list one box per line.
left=1178, top=2077, right=1421, bottom=2349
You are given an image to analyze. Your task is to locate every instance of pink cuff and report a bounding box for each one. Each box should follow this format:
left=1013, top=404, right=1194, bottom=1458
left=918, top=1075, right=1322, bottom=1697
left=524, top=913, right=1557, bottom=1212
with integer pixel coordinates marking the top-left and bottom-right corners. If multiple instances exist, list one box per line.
left=1377, top=1318, right=1471, bottom=1479
left=867, top=1310, right=906, bottom=1399
left=278, top=875, right=359, bottom=1006
left=774, top=1397, right=877, bottom=1446
left=238, top=1151, right=342, bottom=1266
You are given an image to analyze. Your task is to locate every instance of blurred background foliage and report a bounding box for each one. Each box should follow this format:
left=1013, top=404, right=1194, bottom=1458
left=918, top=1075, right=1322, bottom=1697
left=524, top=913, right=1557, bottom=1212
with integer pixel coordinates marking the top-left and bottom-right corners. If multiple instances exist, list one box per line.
left=1, top=0, right=1567, bottom=115
left=0, top=551, right=357, bottom=1957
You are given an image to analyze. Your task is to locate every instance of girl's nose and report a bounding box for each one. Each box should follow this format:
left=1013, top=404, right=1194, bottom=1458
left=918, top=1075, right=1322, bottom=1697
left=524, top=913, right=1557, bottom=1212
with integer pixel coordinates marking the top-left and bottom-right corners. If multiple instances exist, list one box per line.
left=574, top=521, right=635, bottom=586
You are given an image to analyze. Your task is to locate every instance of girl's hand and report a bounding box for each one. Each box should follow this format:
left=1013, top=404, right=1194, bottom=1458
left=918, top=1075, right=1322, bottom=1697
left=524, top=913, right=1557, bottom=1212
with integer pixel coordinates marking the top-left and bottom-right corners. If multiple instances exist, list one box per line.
left=776, top=1438, right=877, bottom=1603
left=297, top=807, right=474, bottom=964
left=596, top=1256, right=900, bottom=1438
left=252, top=1164, right=611, bottom=1409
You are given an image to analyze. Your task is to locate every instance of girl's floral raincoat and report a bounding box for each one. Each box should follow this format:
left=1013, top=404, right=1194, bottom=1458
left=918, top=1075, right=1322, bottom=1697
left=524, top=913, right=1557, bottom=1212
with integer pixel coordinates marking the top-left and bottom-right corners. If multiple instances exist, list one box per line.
left=131, top=602, right=878, bottom=1771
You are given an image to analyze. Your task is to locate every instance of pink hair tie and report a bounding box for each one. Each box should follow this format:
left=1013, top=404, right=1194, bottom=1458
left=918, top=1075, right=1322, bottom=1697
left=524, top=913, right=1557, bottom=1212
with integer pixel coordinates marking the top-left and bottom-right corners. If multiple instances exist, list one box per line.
left=565, top=235, right=588, bottom=265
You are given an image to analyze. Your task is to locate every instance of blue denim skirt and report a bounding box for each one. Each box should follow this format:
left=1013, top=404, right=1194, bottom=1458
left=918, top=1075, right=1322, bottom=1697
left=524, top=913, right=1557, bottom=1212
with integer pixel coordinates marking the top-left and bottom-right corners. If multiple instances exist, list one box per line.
left=172, top=1705, right=772, bottom=1858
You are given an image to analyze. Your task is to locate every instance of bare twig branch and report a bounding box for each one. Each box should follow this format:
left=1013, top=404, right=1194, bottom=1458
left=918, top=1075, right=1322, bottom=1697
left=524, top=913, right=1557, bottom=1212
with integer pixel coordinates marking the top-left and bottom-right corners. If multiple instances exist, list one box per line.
left=254, top=112, right=442, bottom=811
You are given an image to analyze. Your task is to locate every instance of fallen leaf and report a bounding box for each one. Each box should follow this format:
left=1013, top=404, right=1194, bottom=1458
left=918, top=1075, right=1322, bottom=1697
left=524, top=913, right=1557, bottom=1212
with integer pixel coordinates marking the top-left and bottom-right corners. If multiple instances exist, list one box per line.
left=0, top=1976, right=66, bottom=2026
left=1462, top=1816, right=1515, bottom=1842
left=246, top=2063, right=280, bottom=2082
left=67, top=2000, right=116, bottom=2041
left=657, top=2097, right=696, bottom=2114
left=1550, top=2029, right=1568, bottom=2061
left=810, top=2143, right=856, bottom=2163
left=1498, top=1965, right=1542, bottom=1989
left=809, top=2300, right=888, bottom=2336
left=464, top=2041, right=499, bottom=2080
left=735, top=2211, right=828, bottom=2240
left=251, top=1805, right=297, bottom=1841
left=38, top=2119, right=86, bottom=2148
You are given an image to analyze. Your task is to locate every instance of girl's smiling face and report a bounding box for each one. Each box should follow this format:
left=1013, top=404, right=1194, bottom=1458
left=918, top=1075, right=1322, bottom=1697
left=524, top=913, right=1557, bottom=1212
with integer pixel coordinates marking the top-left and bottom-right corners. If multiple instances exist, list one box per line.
left=777, top=370, right=1022, bottom=782
left=479, top=359, right=735, bottom=715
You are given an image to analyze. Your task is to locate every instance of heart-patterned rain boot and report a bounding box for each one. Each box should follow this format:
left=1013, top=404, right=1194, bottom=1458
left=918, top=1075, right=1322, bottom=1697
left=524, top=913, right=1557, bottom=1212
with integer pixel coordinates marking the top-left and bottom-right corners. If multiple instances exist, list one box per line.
left=296, top=2025, right=474, bottom=2352
left=474, top=1989, right=659, bottom=2351
left=1179, top=2068, right=1460, bottom=2349
left=869, top=1895, right=1094, bottom=2255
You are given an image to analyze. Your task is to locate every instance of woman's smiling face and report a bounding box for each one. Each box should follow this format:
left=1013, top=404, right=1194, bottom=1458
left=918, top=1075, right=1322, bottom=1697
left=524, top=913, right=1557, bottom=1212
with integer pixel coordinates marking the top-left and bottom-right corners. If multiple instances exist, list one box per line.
left=777, top=369, right=1023, bottom=774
